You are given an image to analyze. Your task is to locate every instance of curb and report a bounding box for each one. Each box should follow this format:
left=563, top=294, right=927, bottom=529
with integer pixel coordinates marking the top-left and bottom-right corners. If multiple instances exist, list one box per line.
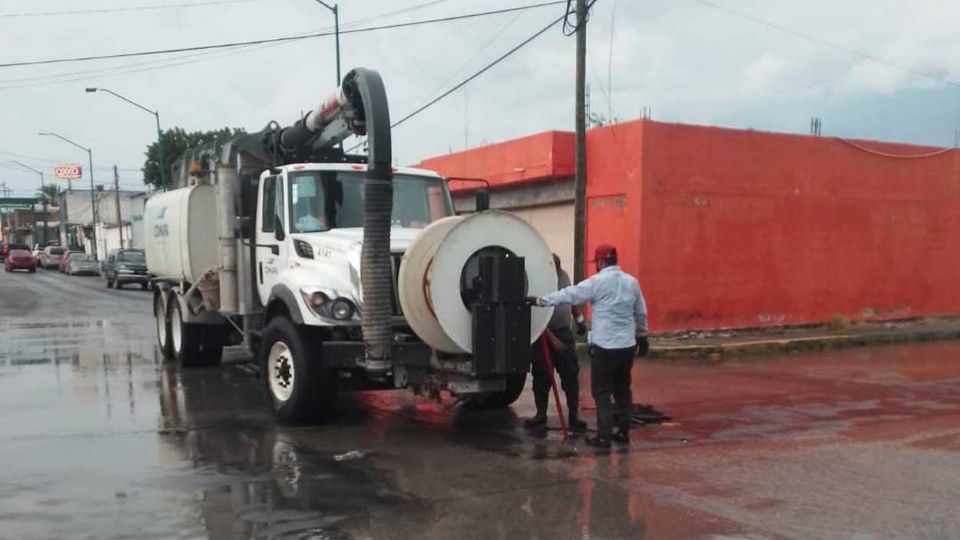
left=649, top=328, right=960, bottom=360
left=575, top=328, right=960, bottom=361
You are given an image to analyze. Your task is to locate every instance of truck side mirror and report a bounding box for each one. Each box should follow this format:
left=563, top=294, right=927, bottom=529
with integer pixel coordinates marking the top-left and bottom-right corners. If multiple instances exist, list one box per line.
left=274, top=214, right=286, bottom=241
left=235, top=216, right=252, bottom=239
left=475, top=188, right=490, bottom=212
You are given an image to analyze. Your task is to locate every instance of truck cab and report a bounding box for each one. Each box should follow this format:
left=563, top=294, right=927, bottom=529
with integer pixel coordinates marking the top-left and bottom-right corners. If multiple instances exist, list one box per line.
left=254, top=163, right=453, bottom=328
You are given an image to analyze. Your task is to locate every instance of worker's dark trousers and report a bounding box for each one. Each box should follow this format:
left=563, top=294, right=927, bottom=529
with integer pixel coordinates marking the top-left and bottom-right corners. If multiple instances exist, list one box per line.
left=590, top=345, right=636, bottom=438
left=531, top=326, right=581, bottom=420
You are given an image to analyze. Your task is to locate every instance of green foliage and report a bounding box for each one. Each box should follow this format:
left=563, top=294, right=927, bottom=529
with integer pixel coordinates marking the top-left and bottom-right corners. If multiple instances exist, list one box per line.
left=142, top=126, right=245, bottom=190
left=36, top=184, right=59, bottom=205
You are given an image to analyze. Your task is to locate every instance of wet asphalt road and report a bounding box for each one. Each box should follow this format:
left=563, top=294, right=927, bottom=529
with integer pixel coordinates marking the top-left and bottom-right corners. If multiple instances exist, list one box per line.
left=2, top=269, right=960, bottom=539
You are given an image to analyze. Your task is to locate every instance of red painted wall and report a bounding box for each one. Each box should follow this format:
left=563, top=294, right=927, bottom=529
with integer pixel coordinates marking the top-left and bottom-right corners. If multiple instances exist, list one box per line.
left=416, top=121, right=960, bottom=332
left=614, top=121, right=960, bottom=331
left=415, top=131, right=574, bottom=191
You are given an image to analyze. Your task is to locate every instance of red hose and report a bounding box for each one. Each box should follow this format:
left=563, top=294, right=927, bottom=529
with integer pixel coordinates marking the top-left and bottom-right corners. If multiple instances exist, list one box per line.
left=539, top=335, right=568, bottom=440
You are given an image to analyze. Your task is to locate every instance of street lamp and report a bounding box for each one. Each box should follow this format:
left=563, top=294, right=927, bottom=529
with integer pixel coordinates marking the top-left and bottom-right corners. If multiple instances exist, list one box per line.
left=313, top=1, right=341, bottom=84
left=85, top=87, right=167, bottom=188
left=4, top=160, right=49, bottom=245
left=38, top=131, right=98, bottom=260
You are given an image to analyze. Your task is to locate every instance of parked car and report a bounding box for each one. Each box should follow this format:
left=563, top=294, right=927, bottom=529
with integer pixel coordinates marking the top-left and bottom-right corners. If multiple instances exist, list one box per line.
left=32, top=244, right=45, bottom=264
left=66, top=253, right=100, bottom=276
left=4, top=249, right=36, bottom=273
left=58, top=250, right=73, bottom=273
left=2, top=243, right=30, bottom=262
left=103, top=248, right=149, bottom=289
left=39, top=246, right=66, bottom=269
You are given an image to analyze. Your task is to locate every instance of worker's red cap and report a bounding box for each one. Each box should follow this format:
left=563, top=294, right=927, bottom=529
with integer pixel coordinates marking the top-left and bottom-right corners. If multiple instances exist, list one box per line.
left=591, top=244, right=617, bottom=263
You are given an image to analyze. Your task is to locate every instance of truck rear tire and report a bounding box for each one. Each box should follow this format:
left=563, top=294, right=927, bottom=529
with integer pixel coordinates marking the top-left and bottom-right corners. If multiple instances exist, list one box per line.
left=465, top=373, right=527, bottom=409
left=169, top=299, right=214, bottom=367
left=155, top=295, right=173, bottom=359
left=260, top=316, right=337, bottom=423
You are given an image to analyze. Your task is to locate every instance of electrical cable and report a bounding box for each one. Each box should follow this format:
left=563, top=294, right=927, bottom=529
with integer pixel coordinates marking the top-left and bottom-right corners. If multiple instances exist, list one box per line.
left=835, top=138, right=954, bottom=159
left=347, top=11, right=567, bottom=153
left=687, top=0, right=960, bottom=89
left=0, top=0, right=264, bottom=18
left=0, top=0, right=457, bottom=87
left=0, top=1, right=566, bottom=69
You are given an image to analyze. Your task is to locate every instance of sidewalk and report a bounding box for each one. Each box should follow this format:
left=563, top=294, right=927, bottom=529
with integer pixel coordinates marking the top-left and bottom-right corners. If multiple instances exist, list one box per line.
left=647, top=317, right=960, bottom=360
left=573, top=317, right=960, bottom=361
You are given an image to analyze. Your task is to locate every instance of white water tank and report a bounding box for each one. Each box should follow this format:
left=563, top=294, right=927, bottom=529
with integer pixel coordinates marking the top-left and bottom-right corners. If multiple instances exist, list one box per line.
left=144, top=185, right=219, bottom=283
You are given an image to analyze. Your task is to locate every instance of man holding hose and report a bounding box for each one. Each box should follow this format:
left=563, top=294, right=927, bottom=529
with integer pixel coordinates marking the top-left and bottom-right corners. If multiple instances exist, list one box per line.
left=530, top=244, right=649, bottom=449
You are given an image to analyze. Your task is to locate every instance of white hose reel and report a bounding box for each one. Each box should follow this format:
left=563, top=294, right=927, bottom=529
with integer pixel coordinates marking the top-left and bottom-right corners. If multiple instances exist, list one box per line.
left=398, top=211, right=557, bottom=354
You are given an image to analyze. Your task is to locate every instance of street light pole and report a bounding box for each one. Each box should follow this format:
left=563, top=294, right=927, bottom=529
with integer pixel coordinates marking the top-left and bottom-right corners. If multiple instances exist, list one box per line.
left=39, top=132, right=98, bottom=260
left=6, top=161, right=48, bottom=245
left=314, top=1, right=341, bottom=84
left=85, top=87, right=167, bottom=189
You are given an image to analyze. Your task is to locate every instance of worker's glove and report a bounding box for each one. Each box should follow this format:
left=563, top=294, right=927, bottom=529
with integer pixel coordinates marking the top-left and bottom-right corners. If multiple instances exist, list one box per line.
left=636, top=334, right=650, bottom=357
left=525, top=296, right=543, bottom=307
left=575, top=314, right=587, bottom=336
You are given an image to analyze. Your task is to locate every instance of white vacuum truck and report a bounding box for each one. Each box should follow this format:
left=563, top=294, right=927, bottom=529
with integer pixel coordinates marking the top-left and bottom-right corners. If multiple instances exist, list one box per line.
left=145, top=68, right=557, bottom=421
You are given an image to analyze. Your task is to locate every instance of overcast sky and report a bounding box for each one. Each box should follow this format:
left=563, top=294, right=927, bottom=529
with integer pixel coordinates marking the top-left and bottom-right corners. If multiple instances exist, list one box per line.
left=0, top=0, right=958, bottom=197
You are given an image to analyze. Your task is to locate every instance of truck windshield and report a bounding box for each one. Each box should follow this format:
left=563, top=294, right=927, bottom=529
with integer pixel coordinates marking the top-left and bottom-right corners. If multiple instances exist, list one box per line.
left=288, top=171, right=453, bottom=233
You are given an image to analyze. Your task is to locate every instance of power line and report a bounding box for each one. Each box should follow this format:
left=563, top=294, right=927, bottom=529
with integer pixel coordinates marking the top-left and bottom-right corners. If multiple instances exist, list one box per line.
left=0, top=0, right=264, bottom=18
left=688, top=0, right=960, bottom=89
left=392, top=13, right=566, bottom=128
left=0, top=2, right=566, bottom=69
left=0, top=2, right=462, bottom=89
left=347, top=11, right=567, bottom=154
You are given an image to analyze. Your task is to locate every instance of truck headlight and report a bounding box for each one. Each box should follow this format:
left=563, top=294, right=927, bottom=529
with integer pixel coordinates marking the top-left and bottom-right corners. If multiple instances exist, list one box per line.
left=331, top=298, right=355, bottom=320
left=300, top=288, right=356, bottom=321
left=301, top=289, right=330, bottom=311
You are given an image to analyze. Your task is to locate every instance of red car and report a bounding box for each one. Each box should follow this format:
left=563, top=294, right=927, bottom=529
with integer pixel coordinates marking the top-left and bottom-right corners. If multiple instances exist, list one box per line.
left=58, top=250, right=73, bottom=273
left=4, top=249, right=36, bottom=273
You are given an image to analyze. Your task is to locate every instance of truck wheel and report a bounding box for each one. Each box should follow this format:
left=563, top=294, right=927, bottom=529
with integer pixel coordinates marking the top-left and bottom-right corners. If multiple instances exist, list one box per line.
left=260, top=316, right=337, bottom=423
left=155, top=295, right=173, bottom=359
left=169, top=299, right=205, bottom=367
left=465, top=373, right=527, bottom=409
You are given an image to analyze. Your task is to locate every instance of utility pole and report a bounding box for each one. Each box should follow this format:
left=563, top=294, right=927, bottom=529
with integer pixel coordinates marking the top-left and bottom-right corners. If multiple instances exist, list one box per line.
left=113, top=165, right=124, bottom=248
left=313, top=1, right=341, bottom=84
left=39, top=132, right=98, bottom=259
left=573, top=0, right=589, bottom=282
left=6, top=160, right=48, bottom=245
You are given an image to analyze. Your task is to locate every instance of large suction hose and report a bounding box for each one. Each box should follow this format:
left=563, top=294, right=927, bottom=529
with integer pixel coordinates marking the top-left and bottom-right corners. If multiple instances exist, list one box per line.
left=345, top=68, right=394, bottom=372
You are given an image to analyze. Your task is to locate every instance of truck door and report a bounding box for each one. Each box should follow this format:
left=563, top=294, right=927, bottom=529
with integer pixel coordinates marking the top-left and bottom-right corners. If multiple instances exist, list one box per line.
left=255, top=173, right=288, bottom=305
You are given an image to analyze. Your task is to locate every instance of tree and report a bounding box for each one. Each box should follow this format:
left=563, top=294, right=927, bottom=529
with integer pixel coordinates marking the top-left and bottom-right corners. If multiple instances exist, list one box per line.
left=143, top=127, right=245, bottom=190
left=36, top=184, right=59, bottom=205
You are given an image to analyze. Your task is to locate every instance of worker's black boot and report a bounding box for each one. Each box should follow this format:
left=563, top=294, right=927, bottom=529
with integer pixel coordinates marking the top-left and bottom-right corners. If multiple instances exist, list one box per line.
left=524, top=393, right=548, bottom=429
left=584, top=435, right=611, bottom=449
left=567, top=393, right=587, bottom=433
left=611, top=430, right=630, bottom=444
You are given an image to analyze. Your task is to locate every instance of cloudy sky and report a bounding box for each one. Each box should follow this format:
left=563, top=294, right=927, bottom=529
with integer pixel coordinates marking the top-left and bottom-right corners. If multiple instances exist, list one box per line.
left=0, top=0, right=957, bottom=197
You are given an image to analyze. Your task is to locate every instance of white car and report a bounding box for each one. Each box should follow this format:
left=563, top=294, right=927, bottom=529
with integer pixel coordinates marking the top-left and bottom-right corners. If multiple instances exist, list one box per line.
left=39, top=246, right=65, bottom=269
left=67, top=254, right=100, bottom=276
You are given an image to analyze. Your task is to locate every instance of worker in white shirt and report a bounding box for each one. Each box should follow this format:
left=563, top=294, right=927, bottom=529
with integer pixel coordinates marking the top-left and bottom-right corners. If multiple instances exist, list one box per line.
left=530, top=244, right=648, bottom=449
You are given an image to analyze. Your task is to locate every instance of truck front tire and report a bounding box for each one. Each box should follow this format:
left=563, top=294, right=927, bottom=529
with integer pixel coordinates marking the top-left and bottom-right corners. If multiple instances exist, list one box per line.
left=260, top=316, right=337, bottom=423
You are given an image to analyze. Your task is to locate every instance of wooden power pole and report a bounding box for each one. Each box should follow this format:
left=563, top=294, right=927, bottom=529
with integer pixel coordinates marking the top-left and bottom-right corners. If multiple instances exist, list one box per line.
left=573, top=0, right=589, bottom=282
left=113, top=165, right=124, bottom=248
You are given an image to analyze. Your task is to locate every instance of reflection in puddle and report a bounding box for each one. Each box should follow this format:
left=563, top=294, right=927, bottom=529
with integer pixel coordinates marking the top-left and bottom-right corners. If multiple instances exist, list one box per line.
left=157, top=367, right=421, bottom=539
